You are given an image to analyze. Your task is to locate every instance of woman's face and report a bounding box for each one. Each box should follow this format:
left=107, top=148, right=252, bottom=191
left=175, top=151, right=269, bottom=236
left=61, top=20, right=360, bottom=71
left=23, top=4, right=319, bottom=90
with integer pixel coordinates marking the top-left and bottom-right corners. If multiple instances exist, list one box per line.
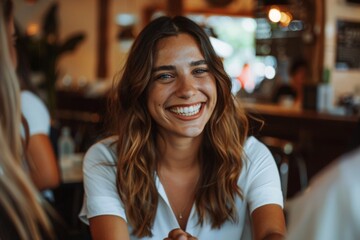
left=147, top=33, right=217, bottom=139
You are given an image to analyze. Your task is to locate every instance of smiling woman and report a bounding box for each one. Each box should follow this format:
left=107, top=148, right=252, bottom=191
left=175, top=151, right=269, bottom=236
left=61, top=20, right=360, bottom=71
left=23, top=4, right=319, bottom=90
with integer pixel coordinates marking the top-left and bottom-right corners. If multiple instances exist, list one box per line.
left=79, top=16, right=285, bottom=240
left=147, top=34, right=217, bottom=139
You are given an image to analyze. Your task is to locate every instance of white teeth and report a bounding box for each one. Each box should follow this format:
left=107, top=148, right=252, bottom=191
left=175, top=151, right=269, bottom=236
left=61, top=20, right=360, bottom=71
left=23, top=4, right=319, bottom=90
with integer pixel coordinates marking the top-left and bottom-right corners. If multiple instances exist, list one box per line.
left=169, top=103, right=202, bottom=116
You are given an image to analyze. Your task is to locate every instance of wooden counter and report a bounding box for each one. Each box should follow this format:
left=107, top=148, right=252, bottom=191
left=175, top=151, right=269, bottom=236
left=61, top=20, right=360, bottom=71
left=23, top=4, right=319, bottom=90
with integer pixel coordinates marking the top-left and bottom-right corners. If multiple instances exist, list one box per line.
left=244, top=102, right=358, bottom=122
left=244, top=102, right=360, bottom=197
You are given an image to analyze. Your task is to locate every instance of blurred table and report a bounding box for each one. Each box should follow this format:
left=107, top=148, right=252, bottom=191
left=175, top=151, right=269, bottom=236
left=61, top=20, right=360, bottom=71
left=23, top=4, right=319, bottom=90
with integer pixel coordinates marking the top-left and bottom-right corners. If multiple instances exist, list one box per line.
left=59, top=153, right=84, bottom=184
left=244, top=102, right=358, bottom=122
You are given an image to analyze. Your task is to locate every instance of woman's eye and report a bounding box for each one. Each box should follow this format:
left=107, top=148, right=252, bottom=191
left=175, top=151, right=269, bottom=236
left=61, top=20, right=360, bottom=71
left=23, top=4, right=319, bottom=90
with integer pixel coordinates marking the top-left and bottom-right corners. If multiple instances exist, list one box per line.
left=193, top=68, right=209, bottom=75
left=154, top=73, right=174, bottom=82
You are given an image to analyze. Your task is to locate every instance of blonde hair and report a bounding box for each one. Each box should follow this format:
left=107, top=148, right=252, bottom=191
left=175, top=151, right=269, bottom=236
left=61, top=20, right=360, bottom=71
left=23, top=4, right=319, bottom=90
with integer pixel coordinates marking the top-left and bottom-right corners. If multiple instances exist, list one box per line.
left=108, top=16, right=248, bottom=237
left=0, top=0, right=54, bottom=238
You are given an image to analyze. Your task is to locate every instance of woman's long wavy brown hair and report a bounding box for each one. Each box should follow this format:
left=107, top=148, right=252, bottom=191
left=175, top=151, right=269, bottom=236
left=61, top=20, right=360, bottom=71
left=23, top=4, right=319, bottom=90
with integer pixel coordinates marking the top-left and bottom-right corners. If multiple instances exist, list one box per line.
left=108, top=16, right=249, bottom=237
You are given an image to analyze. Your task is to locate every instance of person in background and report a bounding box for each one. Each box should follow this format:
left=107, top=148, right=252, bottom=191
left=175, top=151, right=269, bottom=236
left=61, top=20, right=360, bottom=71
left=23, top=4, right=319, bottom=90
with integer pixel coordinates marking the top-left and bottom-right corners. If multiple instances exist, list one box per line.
left=272, top=57, right=308, bottom=108
left=6, top=0, right=60, bottom=192
left=0, top=0, right=55, bottom=238
left=79, top=16, right=285, bottom=240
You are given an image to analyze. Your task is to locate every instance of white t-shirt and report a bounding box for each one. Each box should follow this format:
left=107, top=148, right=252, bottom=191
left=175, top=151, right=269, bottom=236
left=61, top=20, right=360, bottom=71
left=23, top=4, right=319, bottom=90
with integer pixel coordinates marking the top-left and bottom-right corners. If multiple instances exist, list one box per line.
left=21, top=91, right=53, bottom=198
left=21, top=90, right=50, bottom=136
left=286, top=147, right=360, bottom=240
left=79, top=136, right=283, bottom=240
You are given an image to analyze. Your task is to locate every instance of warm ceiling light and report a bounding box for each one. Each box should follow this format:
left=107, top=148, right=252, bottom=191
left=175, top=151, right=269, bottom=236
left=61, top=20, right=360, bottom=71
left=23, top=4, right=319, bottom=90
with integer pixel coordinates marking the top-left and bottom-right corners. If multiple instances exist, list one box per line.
left=26, top=23, right=39, bottom=36
left=268, top=7, right=281, bottom=23
left=280, top=11, right=292, bottom=26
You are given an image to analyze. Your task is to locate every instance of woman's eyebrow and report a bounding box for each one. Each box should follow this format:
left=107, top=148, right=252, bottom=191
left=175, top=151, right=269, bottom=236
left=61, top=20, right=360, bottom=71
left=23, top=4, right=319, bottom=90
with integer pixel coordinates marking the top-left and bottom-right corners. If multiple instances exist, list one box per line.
left=190, top=60, right=207, bottom=66
left=152, top=65, right=176, bottom=72
left=152, top=60, right=207, bottom=72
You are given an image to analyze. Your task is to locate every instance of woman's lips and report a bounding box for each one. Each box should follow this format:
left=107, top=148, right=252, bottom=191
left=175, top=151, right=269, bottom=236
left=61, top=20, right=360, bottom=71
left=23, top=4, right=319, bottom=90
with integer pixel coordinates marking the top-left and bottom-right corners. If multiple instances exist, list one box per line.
left=167, top=103, right=205, bottom=119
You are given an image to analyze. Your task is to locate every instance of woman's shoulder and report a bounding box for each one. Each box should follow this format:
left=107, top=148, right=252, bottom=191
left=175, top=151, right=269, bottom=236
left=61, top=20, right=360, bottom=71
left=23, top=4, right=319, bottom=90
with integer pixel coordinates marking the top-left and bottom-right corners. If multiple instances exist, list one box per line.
left=21, top=90, right=46, bottom=106
left=84, top=136, right=118, bottom=165
left=243, top=136, right=270, bottom=157
left=20, top=90, right=50, bottom=135
left=243, top=136, right=274, bottom=166
left=21, top=90, right=48, bottom=114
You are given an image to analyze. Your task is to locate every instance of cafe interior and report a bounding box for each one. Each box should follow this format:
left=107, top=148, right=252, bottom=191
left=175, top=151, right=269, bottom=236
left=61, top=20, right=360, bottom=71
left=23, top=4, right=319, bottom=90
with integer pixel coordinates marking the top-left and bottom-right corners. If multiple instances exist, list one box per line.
left=10, top=0, right=360, bottom=239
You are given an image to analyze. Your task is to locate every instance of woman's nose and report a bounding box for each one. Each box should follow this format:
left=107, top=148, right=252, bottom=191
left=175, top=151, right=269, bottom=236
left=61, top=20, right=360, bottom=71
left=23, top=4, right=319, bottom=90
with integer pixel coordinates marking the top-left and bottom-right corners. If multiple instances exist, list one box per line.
left=175, top=75, right=196, bottom=99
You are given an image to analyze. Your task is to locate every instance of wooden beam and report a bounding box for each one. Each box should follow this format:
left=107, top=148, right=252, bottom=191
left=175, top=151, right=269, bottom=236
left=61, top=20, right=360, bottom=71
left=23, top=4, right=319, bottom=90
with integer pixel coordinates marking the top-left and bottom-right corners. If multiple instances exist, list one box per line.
left=96, top=0, right=109, bottom=78
left=166, top=0, right=183, bottom=16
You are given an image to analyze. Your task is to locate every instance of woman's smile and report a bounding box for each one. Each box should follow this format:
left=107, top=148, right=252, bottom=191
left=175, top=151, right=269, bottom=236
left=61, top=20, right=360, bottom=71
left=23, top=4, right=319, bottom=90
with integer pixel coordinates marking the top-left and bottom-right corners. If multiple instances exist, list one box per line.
left=168, top=102, right=204, bottom=118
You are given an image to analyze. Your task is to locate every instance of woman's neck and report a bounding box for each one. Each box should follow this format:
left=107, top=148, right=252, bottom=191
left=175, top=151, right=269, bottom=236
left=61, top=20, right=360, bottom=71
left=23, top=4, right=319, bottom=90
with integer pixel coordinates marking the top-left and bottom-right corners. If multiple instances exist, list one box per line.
left=156, top=133, right=202, bottom=172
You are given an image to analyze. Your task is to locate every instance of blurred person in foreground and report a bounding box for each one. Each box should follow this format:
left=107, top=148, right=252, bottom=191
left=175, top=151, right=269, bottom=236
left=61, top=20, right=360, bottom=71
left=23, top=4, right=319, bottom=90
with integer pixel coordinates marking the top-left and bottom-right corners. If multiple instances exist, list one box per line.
left=79, top=16, right=286, bottom=240
left=5, top=0, right=60, bottom=194
left=286, top=122, right=360, bottom=240
left=0, top=0, right=55, bottom=238
left=286, top=146, right=360, bottom=240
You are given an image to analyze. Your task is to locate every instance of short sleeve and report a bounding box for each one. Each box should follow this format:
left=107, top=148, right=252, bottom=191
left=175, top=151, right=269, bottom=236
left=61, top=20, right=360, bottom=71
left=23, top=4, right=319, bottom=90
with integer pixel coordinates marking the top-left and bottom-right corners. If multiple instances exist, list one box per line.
left=21, top=91, right=50, bottom=136
left=243, top=137, right=283, bottom=213
left=79, top=138, right=127, bottom=225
